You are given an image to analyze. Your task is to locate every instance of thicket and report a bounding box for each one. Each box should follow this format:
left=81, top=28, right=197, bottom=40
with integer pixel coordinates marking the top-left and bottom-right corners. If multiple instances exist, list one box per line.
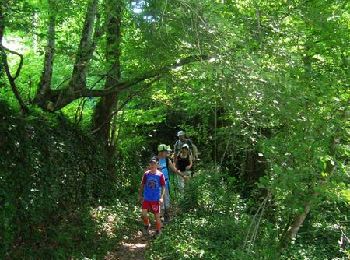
left=148, top=169, right=350, bottom=260
left=0, top=100, right=119, bottom=258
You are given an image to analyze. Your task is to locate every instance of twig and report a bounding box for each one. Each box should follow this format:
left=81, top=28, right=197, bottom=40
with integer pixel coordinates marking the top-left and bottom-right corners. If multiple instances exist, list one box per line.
left=243, top=192, right=270, bottom=250
left=0, top=45, right=28, bottom=113
left=1, top=45, right=24, bottom=80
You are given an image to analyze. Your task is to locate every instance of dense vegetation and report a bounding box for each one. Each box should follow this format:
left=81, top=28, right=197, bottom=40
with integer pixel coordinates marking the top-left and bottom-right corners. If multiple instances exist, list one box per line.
left=0, top=0, right=349, bottom=259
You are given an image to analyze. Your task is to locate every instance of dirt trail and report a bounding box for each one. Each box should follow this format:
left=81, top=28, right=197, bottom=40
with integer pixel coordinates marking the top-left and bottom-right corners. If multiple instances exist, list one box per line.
left=104, top=229, right=156, bottom=260
left=104, top=204, right=179, bottom=259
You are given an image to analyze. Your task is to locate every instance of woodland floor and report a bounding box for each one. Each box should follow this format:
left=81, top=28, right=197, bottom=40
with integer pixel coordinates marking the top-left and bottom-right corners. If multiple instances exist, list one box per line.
left=105, top=229, right=152, bottom=260
left=103, top=208, right=178, bottom=260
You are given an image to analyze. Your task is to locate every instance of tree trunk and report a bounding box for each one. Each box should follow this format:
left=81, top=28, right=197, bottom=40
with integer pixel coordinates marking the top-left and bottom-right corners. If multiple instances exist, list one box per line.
left=0, top=2, right=28, bottom=113
left=35, top=0, right=55, bottom=107
left=31, top=0, right=207, bottom=112
left=279, top=202, right=311, bottom=250
left=69, top=0, right=98, bottom=91
left=33, top=0, right=100, bottom=111
left=92, top=0, right=122, bottom=149
left=0, top=1, right=4, bottom=44
left=0, top=0, right=4, bottom=87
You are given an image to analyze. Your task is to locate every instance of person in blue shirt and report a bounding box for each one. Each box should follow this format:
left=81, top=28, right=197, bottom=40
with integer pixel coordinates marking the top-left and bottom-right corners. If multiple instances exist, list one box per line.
left=157, top=144, right=186, bottom=223
left=139, top=157, right=166, bottom=235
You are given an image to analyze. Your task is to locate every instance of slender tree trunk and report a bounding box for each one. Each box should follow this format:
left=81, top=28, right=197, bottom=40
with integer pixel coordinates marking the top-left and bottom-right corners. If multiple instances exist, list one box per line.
left=31, top=0, right=206, bottom=112
left=92, top=0, right=122, bottom=149
left=0, top=0, right=4, bottom=87
left=0, top=1, right=4, bottom=44
left=69, top=0, right=98, bottom=91
left=36, top=0, right=55, bottom=106
left=279, top=202, right=311, bottom=250
left=0, top=1, right=28, bottom=113
left=33, top=0, right=100, bottom=111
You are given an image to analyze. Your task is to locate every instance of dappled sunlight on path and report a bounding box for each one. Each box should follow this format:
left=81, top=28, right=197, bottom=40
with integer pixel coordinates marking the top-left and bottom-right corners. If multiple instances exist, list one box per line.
left=105, top=229, right=157, bottom=260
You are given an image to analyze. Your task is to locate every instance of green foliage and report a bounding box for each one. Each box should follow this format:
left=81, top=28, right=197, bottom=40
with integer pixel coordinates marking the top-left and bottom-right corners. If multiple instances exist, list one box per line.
left=0, top=100, right=117, bottom=258
left=1, top=0, right=349, bottom=258
left=147, top=170, right=253, bottom=260
left=148, top=170, right=349, bottom=260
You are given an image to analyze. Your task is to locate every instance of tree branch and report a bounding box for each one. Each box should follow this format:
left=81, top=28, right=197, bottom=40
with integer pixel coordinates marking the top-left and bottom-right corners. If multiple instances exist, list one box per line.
left=91, top=76, right=160, bottom=134
left=34, top=53, right=209, bottom=111
left=0, top=46, right=28, bottom=113
left=1, top=45, right=24, bottom=80
left=82, top=54, right=209, bottom=98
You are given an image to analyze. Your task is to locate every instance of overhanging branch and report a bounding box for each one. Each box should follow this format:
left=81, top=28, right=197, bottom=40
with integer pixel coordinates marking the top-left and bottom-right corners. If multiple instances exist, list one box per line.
left=33, top=53, right=210, bottom=111
left=91, top=76, right=161, bottom=134
left=82, top=54, right=209, bottom=98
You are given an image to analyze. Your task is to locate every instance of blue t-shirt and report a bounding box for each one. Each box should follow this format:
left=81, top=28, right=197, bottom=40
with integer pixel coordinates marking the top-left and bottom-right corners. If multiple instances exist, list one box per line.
left=159, top=158, right=169, bottom=182
left=142, top=170, right=165, bottom=202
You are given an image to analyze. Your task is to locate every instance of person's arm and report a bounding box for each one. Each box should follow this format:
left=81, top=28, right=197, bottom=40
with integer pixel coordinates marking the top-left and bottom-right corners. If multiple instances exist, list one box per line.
left=138, top=175, right=145, bottom=203
left=169, top=159, right=185, bottom=178
left=159, top=174, right=166, bottom=203
left=173, top=143, right=178, bottom=164
left=160, top=185, right=165, bottom=203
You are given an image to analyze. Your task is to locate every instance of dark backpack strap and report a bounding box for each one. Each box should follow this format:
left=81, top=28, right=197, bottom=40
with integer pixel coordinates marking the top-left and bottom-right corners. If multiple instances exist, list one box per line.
left=166, top=157, right=172, bottom=171
left=186, top=139, right=193, bottom=149
left=165, top=157, right=171, bottom=195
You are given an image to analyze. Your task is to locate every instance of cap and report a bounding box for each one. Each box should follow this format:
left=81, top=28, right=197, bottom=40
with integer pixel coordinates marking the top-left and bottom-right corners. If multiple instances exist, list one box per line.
left=158, top=144, right=168, bottom=152
left=149, top=157, right=158, bottom=163
left=177, top=131, right=185, bottom=137
left=182, top=144, right=189, bottom=150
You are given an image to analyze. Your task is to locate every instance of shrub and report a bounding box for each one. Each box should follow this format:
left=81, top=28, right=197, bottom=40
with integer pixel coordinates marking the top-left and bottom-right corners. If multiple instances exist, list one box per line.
left=0, top=101, right=116, bottom=258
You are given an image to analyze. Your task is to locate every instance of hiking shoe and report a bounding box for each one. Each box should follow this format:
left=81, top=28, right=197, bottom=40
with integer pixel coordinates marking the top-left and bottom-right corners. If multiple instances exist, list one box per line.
left=142, top=224, right=150, bottom=236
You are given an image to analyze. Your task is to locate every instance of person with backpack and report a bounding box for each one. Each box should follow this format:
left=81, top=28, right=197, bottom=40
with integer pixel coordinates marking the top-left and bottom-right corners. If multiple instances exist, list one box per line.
left=175, top=144, right=193, bottom=193
left=157, top=144, right=185, bottom=223
left=138, top=157, right=166, bottom=235
left=174, top=131, right=199, bottom=164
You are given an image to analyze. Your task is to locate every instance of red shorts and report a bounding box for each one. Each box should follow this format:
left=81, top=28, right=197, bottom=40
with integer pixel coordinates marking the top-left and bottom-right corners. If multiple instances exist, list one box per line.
left=142, top=201, right=160, bottom=214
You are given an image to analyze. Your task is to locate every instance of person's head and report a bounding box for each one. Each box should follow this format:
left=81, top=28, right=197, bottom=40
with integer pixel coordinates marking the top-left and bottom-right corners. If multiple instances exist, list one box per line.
left=149, top=157, right=158, bottom=171
left=177, top=130, right=186, bottom=141
left=157, top=144, right=168, bottom=158
left=166, top=145, right=172, bottom=155
left=181, top=144, right=190, bottom=154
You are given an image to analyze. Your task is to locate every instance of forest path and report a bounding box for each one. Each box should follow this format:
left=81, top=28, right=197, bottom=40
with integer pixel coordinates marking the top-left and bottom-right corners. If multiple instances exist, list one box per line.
left=104, top=208, right=179, bottom=260
left=105, top=229, right=153, bottom=260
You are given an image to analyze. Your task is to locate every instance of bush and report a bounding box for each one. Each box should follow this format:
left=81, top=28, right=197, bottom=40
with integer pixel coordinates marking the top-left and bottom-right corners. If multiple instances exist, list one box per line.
left=147, top=169, right=256, bottom=260
left=0, top=101, right=117, bottom=258
left=147, top=169, right=349, bottom=260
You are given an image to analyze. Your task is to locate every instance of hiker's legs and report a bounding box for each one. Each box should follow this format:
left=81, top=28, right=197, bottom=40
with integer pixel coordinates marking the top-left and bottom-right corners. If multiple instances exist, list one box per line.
left=141, top=209, right=150, bottom=226
left=177, top=174, right=185, bottom=193
left=178, top=171, right=191, bottom=194
left=184, top=171, right=191, bottom=184
left=154, top=213, right=162, bottom=232
left=161, top=187, right=171, bottom=222
left=161, top=186, right=171, bottom=210
left=141, top=208, right=150, bottom=235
